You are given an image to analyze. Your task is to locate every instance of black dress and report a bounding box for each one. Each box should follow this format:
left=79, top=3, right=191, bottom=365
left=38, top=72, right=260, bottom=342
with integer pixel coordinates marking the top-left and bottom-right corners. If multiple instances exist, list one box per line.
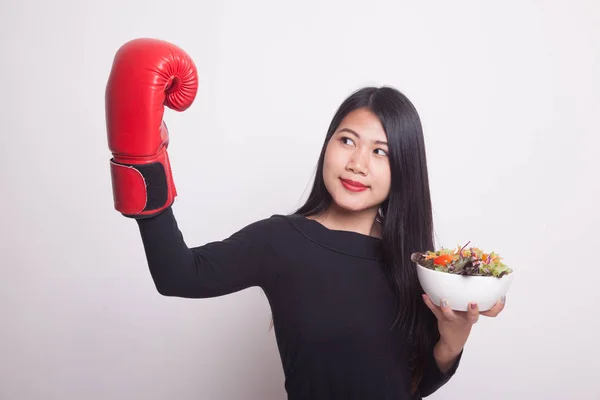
left=136, top=207, right=461, bottom=399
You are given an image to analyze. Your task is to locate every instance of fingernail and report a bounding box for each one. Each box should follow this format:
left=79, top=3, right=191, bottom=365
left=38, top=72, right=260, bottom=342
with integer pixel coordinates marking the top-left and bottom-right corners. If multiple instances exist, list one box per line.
left=470, top=303, right=477, bottom=310
left=501, top=296, right=506, bottom=304
left=441, top=299, right=448, bottom=308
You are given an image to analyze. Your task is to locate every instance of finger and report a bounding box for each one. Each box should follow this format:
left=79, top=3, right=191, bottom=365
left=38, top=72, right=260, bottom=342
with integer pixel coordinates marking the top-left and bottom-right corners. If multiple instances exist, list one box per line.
left=481, top=296, right=506, bottom=317
left=422, top=294, right=443, bottom=319
left=439, top=298, right=457, bottom=321
left=467, top=302, right=480, bottom=324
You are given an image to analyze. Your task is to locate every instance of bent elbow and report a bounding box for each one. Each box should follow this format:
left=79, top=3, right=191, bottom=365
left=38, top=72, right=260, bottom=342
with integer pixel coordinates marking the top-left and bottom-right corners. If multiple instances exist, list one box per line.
left=156, top=285, right=174, bottom=297
left=153, top=280, right=180, bottom=297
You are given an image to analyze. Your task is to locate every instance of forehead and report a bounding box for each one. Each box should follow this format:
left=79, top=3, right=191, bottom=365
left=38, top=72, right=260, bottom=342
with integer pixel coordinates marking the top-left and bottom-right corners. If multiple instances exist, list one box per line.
left=336, top=108, right=387, bottom=141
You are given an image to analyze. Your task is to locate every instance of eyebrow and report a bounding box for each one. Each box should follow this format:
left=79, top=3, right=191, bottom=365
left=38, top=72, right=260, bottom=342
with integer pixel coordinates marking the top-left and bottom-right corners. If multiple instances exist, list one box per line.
left=337, top=128, right=388, bottom=146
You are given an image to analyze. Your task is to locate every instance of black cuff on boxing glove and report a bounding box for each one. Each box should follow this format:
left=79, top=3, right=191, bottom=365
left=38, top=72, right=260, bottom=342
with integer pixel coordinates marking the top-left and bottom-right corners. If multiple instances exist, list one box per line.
left=110, top=159, right=173, bottom=218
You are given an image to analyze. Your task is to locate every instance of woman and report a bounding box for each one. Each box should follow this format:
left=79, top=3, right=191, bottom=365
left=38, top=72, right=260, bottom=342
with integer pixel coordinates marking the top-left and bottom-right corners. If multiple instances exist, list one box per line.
left=133, top=86, right=505, bottom=399
left=105, top=39, right=504, bottom=400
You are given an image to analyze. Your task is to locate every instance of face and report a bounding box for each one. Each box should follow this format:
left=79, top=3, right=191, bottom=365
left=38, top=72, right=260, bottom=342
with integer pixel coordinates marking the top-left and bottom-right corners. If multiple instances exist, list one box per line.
left=322, top=108, right=391, bottom=215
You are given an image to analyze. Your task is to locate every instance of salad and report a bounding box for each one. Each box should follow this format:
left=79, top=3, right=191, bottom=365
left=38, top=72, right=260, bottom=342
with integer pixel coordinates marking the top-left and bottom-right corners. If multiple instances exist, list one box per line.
left=411, top=241, right=512, bottom=278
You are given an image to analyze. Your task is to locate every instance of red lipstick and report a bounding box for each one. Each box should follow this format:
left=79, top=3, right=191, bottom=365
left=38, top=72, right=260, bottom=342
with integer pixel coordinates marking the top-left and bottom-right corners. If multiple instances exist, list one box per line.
left=340, top=178, right=368, bottom=192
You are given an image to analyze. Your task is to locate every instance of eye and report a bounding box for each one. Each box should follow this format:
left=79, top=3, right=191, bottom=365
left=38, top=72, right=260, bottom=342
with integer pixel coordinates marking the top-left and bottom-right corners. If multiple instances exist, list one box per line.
left=341, top=137, right=355, bottom=146
left=374, top=148, right=388, bottom=156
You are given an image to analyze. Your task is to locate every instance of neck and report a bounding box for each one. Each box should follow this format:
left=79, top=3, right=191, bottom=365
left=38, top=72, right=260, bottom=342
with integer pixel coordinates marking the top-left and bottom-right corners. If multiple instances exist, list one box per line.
left=311, top=203, right=382, bottom=238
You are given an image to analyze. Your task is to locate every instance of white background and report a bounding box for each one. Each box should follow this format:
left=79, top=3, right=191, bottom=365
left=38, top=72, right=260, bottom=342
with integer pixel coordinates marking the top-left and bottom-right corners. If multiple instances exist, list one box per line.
left=2, top=0, right=599, bottom=399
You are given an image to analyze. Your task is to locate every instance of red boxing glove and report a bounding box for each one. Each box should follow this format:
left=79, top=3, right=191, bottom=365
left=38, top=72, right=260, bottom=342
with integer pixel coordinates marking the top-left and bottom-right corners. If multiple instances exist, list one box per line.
left=105, top=38, right=198, bottom=218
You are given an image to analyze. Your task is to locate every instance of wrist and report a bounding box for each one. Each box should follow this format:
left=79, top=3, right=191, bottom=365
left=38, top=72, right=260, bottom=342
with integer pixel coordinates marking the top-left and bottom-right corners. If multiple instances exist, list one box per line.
left=433, top=339, right=462, bottom=375
left=435, top=337, right=463, bottom=360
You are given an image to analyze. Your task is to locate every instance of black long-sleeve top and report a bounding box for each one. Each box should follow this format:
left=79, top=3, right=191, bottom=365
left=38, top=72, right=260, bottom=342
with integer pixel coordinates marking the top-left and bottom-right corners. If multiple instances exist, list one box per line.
left=136, top=207, right=461, bottom=399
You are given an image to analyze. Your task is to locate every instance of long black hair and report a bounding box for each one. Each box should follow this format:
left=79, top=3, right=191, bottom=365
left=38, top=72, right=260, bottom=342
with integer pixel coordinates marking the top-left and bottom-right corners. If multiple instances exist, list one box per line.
left=294, top=86, right=439, bottom=393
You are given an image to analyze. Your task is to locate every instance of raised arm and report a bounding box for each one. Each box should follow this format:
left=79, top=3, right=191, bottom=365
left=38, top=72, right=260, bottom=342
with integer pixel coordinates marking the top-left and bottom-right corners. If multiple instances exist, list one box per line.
left=136, top=207, right=275, bottom=298
left=104, top=39, right=274, bottom=297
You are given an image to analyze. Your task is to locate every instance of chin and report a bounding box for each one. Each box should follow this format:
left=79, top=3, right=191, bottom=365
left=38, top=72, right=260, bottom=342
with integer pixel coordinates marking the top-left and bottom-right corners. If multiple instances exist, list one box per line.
left=330, top=192, right=378, bottom=213
left=325, top=177, right=383, bottom=213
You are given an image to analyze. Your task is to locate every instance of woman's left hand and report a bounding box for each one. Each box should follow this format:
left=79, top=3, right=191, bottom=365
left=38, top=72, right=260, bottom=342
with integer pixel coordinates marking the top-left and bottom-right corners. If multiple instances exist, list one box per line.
left=422, top=294, right=506, bottom=353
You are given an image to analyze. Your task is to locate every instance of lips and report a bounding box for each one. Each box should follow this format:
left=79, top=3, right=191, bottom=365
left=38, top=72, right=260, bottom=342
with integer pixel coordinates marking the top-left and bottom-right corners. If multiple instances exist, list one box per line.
left=340, top=178, right=368, bottom=192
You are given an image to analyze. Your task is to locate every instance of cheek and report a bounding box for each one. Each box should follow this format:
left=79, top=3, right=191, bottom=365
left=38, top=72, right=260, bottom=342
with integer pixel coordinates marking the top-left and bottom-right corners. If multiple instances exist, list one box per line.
left=323, top=145, right=342, bottom=175
left=322, top=147, right=335, bottom=184
left=374, top=164, right=392, bottom=193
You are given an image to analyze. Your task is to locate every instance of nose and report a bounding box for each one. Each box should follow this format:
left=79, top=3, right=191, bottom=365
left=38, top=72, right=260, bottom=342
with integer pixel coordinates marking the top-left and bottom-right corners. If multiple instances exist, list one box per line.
left=346, top=149, right=369, bottom=176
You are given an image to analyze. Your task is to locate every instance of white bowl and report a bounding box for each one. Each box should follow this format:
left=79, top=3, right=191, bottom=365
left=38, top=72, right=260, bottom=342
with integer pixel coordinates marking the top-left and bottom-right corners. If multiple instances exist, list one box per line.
left=416, top=263, right=515, bottom=312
